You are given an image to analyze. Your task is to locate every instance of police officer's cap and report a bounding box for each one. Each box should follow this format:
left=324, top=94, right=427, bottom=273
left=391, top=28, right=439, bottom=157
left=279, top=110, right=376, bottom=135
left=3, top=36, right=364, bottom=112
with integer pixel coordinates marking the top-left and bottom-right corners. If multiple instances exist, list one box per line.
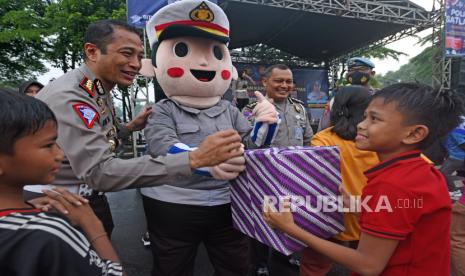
left=347, top=57, right=375, bottom=69
left=146, top=0, right=229, bottom=49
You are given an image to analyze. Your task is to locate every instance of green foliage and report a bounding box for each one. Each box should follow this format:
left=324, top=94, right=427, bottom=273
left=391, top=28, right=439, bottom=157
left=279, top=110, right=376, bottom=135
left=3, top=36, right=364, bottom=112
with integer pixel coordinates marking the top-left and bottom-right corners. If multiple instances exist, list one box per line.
left=359, top=46, right=406, bottom=61
left=0, top=0, right=49, bottom=86
left=44, top=0, right=126, bottom=72
left=0, top=0, right=128, bottom=86
left=378, top=47, right=434, bottom=86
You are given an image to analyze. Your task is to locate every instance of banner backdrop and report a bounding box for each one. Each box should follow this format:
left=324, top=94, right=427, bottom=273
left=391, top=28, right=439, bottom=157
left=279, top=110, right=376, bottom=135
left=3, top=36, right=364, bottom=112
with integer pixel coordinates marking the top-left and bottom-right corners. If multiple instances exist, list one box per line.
left=127, top=0, right=218, bottom=28
left=446, top=0, right=465, bottom=56
left=233, top=63, right=329, bottom=105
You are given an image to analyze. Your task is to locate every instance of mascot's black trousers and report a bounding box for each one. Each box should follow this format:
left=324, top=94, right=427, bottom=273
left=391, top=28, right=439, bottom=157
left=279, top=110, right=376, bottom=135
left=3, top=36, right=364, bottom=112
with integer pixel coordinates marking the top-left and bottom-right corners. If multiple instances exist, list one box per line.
left=142, top=196, right=249, bottom=276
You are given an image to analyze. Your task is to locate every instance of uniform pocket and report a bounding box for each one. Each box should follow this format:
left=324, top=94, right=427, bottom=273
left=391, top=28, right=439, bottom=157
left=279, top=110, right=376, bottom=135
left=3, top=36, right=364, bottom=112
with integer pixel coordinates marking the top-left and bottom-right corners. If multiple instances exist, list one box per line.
left=176, top=124, right=202, bottom=145
left=177, top=124, right=200, bottom=134
left=217, top=124, right=234, bottom=131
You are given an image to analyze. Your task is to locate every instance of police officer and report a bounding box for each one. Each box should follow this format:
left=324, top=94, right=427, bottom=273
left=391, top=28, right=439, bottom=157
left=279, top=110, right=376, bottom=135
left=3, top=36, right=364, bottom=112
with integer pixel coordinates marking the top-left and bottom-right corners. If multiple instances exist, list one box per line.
left=243, top=64, right=313, bottom=148
left=318, top=57, right=376, bottom=131
left=242, top=64, right=313, bottom=275
left=34, top=20, right=244, bottom=234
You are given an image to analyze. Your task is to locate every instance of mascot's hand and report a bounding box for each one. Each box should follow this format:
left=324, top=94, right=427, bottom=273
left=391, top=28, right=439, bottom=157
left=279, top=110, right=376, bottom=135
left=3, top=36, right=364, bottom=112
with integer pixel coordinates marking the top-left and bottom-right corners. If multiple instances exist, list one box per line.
left=253, top=91, right=277, bottom=124
left=209, top=144, right=245, bottom=180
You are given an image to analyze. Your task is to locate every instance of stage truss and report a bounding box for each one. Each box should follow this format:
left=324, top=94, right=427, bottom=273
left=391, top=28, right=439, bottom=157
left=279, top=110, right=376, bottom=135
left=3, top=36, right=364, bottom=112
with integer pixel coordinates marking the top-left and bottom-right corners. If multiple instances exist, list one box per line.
left=226, top=0, right=433, bottom=88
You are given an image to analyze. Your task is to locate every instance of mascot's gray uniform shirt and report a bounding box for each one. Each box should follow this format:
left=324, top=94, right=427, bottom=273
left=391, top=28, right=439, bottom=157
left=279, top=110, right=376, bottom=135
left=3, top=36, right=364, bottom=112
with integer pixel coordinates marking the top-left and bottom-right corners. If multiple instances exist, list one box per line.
left=141, top=99, right=253, bottom=206
left=36, top=64, right=192, bottom=192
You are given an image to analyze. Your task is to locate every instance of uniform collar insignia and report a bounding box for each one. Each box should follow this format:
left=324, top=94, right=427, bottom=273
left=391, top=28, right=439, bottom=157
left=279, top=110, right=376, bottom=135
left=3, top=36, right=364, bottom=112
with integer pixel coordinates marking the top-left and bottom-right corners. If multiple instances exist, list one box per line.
left=79, top=77, right=95, bottom=98
left=94, top=79, right=106, bottom=95
left=72, top=103, right=99, bottom=129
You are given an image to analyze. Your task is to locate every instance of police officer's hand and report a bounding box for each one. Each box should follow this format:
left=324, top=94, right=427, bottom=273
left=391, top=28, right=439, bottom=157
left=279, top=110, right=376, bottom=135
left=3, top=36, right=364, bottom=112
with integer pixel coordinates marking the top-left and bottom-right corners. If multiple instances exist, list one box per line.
left=189, top=130, right=243, bottom=168
left=253, top=91, right=277, bottom=124
left=126, top=105, right=153, bottom=131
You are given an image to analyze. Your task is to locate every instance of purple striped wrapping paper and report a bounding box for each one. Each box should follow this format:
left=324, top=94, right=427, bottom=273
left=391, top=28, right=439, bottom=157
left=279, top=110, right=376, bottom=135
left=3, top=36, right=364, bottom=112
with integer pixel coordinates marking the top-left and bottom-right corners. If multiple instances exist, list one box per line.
left=231, top=146, right=345, bottom=255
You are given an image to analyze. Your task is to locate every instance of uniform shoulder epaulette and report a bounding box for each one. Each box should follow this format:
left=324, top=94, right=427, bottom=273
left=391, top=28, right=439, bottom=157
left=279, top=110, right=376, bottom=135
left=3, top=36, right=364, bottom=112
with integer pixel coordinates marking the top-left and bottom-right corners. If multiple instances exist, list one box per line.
left=79, top=76, right=96, bottom=98
left=289, top=97, right=304, bottom=104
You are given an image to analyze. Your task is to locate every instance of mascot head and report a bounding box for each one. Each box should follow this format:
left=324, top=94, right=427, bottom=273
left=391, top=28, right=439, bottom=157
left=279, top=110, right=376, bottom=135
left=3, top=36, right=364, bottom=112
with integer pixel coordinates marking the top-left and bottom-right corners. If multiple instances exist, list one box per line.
left=146, top=0, right=234, bottom=108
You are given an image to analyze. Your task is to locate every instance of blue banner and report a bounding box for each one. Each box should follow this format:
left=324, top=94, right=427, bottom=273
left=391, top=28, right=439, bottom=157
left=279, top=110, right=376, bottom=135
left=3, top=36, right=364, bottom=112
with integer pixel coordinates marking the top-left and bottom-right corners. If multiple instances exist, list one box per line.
left=126, top=0, right=218, bottom=28
left=233, top=63, right=329, bottom=105
left=445, top=0, right=465, bottom=56
left=126, top=0, right=167, bottom=28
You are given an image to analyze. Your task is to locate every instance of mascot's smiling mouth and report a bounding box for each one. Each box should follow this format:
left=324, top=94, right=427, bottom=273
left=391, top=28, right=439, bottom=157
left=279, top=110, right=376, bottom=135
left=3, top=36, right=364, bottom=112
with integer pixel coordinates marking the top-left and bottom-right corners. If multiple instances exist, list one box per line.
left=191, top=70, right=216, bottom=82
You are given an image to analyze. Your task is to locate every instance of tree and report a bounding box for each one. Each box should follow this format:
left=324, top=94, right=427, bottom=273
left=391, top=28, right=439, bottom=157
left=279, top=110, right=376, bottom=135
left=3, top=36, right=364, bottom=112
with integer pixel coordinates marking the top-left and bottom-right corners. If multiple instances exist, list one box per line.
left=377, top=47, right=433, bottom=86
left=0, top=0, right=49, bottom=86
left=44, top=0, right=126, bottom=73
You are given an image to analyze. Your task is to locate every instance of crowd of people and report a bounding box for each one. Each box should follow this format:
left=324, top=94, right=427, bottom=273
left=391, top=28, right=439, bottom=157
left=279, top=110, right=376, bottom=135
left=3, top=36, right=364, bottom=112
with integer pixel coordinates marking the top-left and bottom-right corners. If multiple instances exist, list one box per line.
left=1, top=8, right=465, bottom=276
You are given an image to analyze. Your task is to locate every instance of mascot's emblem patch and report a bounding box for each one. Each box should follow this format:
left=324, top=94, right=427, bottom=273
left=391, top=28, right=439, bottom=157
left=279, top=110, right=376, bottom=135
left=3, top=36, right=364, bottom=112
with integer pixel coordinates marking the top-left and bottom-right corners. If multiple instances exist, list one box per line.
left=190, top=1, right=214, bottom=22
left=79, top=77, right=95, bottom=97
left=72, top=103, right=99, bottom=129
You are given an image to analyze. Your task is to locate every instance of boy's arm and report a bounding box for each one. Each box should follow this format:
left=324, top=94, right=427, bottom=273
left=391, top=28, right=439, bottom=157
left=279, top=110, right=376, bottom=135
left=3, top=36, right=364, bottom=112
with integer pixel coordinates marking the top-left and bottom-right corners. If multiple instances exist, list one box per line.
left=286, top=224, right=398, bottom=275
left=43, top=189, right=120, bottom=263
left=264, top=201, right=398, bottom=276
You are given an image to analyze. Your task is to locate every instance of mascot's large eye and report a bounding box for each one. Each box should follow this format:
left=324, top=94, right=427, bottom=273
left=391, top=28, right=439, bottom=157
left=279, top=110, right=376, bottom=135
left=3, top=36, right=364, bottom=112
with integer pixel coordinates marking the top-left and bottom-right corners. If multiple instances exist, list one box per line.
left=213, top=45, right=223, bottom=60
left=173, top=42, right=188, bottom=57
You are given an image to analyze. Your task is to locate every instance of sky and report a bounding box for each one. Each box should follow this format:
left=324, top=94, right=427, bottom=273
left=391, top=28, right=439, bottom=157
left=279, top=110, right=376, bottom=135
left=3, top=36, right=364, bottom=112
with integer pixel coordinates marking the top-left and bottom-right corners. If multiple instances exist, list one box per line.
left=372, top=0, right=435, bottom=75
left=38, top=0, right=436, bottom=84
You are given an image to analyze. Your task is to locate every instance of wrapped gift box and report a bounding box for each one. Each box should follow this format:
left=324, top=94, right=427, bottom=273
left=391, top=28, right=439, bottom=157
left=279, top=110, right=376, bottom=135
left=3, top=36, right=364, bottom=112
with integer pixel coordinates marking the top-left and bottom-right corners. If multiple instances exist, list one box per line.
left=231, top=146, right=344, bottom=255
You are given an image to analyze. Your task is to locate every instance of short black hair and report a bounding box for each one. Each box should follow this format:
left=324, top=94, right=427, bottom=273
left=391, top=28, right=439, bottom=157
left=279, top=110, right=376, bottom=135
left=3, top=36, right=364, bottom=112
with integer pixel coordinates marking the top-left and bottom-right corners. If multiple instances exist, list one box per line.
left=0, top=88, right=57, bottom=155
left=330, top=86, right=371, bottom=140
left=263, top=64, right=291, bottom=79
left=84, top=19, right=140, bottom=58
left=372, top=83, right=465, bottom=149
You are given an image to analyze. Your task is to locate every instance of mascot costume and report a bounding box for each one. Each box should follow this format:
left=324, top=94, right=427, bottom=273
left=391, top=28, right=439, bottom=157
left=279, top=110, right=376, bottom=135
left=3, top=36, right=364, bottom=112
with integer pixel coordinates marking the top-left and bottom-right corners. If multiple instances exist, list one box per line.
left=141, top=0, right=279, bottom=275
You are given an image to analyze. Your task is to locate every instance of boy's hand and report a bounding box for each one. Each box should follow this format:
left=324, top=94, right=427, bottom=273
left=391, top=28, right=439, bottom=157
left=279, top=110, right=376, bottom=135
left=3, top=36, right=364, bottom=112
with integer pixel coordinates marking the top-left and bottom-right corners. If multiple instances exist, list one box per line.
left=28, top=189, right=88, bottom=214
left=42, top=188, right=100, bottom=229
left=262, top=199, right=296, bottom=233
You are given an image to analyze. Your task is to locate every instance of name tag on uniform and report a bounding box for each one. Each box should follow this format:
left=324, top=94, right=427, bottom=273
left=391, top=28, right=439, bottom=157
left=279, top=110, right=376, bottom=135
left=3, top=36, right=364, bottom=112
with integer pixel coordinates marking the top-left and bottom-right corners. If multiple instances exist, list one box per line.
left=294, top=126, right=303, bottom=140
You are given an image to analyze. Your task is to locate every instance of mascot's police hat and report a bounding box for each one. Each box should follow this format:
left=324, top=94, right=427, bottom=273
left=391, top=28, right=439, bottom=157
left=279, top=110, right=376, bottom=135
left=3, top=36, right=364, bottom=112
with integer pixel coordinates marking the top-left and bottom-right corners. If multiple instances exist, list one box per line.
left=146, top=0, right=230, bottom=48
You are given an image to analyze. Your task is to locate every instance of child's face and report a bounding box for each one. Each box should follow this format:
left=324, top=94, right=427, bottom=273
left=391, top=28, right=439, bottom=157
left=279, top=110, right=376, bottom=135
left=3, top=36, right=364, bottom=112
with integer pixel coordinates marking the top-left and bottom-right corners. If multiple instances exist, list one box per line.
left=355, top=98, right=416, bottom=161
left=0, top=121, right=64, bottom=185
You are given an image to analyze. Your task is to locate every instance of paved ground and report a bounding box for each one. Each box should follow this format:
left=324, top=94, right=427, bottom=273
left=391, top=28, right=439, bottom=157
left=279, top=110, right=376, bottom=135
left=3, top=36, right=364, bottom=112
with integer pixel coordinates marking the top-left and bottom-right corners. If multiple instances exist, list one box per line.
left=107, top=189, right=348, bottom=276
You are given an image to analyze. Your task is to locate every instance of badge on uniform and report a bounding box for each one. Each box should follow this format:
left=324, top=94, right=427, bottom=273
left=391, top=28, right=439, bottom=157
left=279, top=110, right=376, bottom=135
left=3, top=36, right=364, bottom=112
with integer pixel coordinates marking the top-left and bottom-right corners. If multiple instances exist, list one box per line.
left=294, top=126, right=303, bottom=140
left=72, top=103, right=99, bottom=129
left=94, top=79, right=106, bottom=96
left=96, top=97, right=107, bottom=114
left=79, top=77, right=95, bottom=98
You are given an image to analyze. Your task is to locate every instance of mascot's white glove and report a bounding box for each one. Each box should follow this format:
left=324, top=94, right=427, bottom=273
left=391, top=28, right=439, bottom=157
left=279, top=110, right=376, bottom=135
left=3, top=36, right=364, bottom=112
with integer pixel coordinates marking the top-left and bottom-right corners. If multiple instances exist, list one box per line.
left=253, top=91, right=277, bottom=123
left=209, top=144, right=245, bottom=180
left=250, top=92, right=280, bottom=147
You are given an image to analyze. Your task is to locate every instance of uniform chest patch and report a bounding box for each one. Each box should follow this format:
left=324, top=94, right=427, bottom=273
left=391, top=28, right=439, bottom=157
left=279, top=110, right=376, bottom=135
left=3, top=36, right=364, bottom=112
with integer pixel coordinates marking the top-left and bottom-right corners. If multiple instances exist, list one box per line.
left=72, top=103, right=99, bottom=129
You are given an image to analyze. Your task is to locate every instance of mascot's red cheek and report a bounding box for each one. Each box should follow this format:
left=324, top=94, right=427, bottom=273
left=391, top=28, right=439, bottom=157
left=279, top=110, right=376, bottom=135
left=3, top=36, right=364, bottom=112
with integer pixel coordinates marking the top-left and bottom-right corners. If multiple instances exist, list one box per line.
left=167, top=67, right=184, bottom=78
left=221, top=70, right=231, bottom=80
